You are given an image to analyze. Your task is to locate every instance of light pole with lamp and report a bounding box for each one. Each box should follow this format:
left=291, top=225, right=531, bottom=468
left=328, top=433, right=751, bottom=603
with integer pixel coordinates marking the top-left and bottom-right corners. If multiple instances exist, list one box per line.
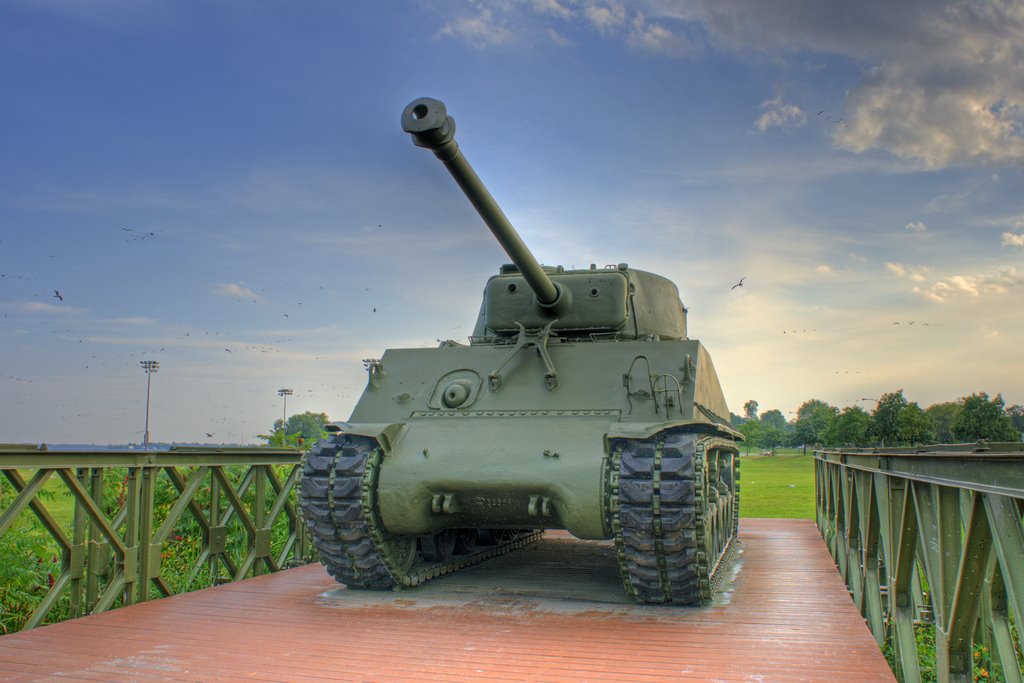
left=277, top=388, right=294, bottom=447
left=140, top=360, right=160, bottom=450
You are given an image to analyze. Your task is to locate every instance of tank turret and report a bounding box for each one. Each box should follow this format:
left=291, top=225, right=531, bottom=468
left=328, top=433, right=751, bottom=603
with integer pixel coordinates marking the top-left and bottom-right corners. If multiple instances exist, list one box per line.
left=402, top=97, right=689, bottom=342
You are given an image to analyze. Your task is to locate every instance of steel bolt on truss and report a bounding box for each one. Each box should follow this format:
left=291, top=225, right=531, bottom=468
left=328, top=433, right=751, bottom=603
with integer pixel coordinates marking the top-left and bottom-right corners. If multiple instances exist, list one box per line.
left=815, top=442, right=1024, bottom=683
left=0, top=445, right=313, bottom=631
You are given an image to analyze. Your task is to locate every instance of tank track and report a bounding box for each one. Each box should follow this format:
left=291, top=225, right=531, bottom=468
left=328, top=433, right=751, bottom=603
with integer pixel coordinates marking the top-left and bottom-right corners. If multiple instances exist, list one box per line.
left=608, top=431, right=739, bottom=604
left=300, top=432, right=541, bottom=589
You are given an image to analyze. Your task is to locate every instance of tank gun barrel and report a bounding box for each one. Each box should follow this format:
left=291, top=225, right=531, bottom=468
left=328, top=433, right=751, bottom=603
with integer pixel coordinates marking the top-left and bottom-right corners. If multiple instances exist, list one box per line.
left=401, top=97, right=560, bottom=307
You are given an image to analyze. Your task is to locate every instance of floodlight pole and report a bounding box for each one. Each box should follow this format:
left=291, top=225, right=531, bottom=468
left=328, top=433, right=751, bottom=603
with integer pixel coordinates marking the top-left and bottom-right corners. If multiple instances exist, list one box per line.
left=277, top=388, right=294, bottom=447
left=140, top=360, right=160, bottom=450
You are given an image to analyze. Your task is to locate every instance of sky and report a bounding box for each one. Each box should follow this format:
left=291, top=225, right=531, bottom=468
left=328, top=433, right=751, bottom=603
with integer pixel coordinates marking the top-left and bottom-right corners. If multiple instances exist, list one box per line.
left=1, top=0, right=1022, bottom=445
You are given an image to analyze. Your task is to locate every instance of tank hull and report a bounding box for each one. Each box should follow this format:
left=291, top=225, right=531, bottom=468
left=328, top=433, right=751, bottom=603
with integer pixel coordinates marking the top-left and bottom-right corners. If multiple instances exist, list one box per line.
left=300, top=337, right=741, bottom=604
left=348, top=337, right=734, bottom=536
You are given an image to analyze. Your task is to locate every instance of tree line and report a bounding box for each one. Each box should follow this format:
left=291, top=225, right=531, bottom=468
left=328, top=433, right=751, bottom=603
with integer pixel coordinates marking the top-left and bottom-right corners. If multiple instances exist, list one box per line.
left=259, top=411, right=330, bottom=447
left=256, top=399, right=1024, bottom=453
left=732, top=391, right=1023, bottom=450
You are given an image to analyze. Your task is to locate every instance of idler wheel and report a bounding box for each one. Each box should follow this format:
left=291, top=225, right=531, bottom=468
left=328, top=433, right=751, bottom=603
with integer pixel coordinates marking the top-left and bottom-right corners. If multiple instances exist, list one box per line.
left=453, top=528, right=477, bottom=555
left=420, top=529, right=457, bottom=562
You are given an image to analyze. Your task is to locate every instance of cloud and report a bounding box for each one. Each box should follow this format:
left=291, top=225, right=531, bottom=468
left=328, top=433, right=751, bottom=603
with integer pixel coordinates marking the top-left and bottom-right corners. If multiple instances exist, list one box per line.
left=1003, top=232, right=1024, bottom=247
left=569, top=1, right=1024, bottom=168
left=21, top=301, right=85, bottom=314
left=436, top=1, right=696, bottom=57
left=107, top=316, right=159, bottom=325
left=754, top=97, right=807, bottom=133
left=923, top=189, right=973, bottom=214
left=584, top=2, right=627, bottom=33
left=438, top=7, right=514, bottom=48
left=545, top=27, right=572, bottom=46
left=532, top=0, right=572, bottom=20
left=815, top=264, right=831, bottom=274
left=820, top=2, right=1024, bottom=168
left=216, top=282, right=261, bottom=300
left=626, top=12, right=697, bottom=56
left=905, top=221, right=927, bottom=232
left=914, top=266, right=1024, bottom=302
left=886, top=262, right=906, bottom=277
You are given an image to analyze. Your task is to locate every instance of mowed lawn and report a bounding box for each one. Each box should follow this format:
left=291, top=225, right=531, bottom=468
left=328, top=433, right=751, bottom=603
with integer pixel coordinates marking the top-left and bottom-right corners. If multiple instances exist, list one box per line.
left=737, top=449, right=816, bottom=519
left=5, top=471, right=77, bottom=529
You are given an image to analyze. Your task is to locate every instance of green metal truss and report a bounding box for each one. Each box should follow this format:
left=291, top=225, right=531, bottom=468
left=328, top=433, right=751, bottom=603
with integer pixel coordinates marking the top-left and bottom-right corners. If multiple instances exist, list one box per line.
left=816, top=442, right=1024, bottom=683
left=0, top=444, right=313, bottom=631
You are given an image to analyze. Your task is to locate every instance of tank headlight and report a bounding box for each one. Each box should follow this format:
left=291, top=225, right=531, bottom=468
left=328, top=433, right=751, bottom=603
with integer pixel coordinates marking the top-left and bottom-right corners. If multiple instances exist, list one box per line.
left=442, top=381, right=470, bottom=408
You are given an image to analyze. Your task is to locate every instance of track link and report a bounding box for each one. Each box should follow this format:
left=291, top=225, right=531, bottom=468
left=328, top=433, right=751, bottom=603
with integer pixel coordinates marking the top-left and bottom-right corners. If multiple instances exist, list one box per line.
left=609, top=431, right=738, bottom=604
left=300, top=432, right=540, bottom=589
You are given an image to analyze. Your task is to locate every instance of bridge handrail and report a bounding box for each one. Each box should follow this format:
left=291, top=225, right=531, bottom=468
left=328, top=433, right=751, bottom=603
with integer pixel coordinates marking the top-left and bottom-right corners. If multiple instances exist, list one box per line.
left=815, top=443, right=1024, bottom=682
left=0, top=445, right=314, bottom=632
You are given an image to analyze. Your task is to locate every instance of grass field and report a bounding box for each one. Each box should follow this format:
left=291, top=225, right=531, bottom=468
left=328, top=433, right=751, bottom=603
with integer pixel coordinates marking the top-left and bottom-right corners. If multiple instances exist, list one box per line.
left=737, top=449, right=816, bottom=519
left=3, top=472, right=76, bottom=529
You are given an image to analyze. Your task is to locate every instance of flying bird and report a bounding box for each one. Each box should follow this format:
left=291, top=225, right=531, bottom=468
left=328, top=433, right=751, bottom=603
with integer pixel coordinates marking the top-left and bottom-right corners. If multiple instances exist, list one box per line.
left=731, top=277, right=745, bottom=290
left=53, top=290, right=63, bottom=301
left=205, top=432, right=214, bottom=438
left=816, top=110, right=824, bottom=116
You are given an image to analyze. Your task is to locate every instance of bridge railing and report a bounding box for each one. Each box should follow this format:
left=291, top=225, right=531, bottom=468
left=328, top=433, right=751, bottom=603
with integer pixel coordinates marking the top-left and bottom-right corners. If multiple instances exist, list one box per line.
left=815, top=443, right=1024, bottom=682
left=0, top=444, right=314, bottom=632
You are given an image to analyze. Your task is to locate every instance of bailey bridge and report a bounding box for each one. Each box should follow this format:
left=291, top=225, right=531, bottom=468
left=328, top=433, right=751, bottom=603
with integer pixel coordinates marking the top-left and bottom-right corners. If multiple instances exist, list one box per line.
left=1, top=443, right=1021, bottom=682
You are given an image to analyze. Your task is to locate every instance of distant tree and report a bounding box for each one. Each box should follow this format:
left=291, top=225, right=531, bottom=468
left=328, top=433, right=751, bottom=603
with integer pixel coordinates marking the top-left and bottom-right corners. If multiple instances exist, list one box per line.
left=261, top=410, right=330, bottom=447
left=283, top=411, right=330, bottom=440
left=730, top=412, right=746, bottom=427
left=872, top=390, right=908, bottom=447
left=260, top=428, right=297, bottom=448
left=826, top=406, right=873, bottom=447
left=951, top=393, right=1020, bottom=442
left=737, top=420, right=762, bottom=452
left=898, top=402, right=934, bottom=446
left=1007, top=405, right=1024, bottom=435
left=926, top=402, right=962, bottom=443
left=743, top=400, right=759, bottom=421
left=793, top=399, right=838, bottom=448
left=757, top=409, right=789, bottom=449
left=760, top=409, right=788, bottom=430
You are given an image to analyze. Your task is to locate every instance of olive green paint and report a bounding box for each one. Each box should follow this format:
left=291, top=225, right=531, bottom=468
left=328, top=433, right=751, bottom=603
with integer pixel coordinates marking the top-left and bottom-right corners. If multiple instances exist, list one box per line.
left=816, top=444, right=1024, bottom=682
left=315, top=97, right=742, bottom=546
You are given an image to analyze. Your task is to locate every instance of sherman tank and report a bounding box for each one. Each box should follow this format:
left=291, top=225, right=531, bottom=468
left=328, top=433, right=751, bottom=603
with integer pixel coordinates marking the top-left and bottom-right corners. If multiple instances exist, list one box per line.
left=299, top=97, right=741, bottom=604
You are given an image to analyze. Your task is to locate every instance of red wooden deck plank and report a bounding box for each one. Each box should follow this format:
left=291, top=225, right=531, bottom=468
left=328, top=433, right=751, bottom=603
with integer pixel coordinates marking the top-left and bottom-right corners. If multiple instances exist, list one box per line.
left=0, top=519, right=894, bottom=682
